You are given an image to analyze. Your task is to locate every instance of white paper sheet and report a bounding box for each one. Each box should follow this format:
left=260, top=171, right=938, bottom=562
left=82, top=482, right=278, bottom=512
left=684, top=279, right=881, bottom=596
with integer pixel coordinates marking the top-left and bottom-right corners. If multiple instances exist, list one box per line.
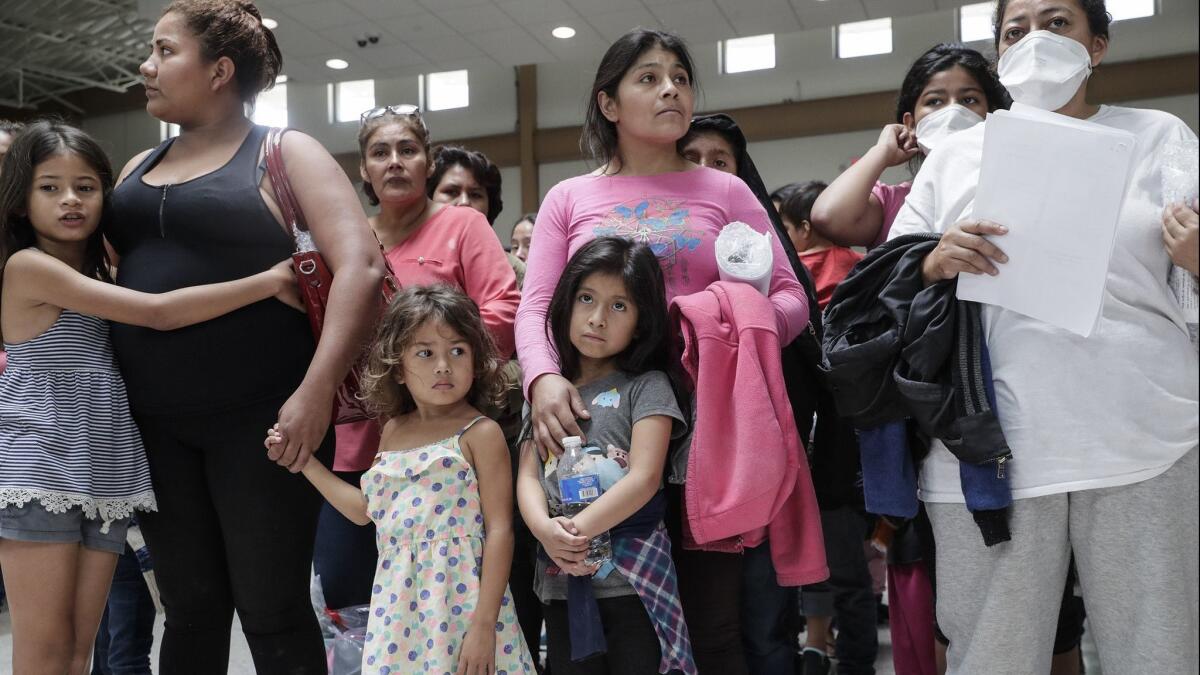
left=956, top=106, right=1137, bottom=337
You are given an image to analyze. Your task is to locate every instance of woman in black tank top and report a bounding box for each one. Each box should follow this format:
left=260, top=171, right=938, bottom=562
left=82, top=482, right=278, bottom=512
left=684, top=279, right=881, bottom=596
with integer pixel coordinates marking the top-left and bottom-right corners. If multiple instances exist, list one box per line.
left=107, top=4, right=384, bottom=672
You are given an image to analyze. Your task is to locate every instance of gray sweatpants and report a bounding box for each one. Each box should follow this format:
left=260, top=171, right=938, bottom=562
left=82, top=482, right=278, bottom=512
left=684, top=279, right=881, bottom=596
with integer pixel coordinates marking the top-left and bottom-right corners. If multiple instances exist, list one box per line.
left=928, top=447, right=1199, bottom=675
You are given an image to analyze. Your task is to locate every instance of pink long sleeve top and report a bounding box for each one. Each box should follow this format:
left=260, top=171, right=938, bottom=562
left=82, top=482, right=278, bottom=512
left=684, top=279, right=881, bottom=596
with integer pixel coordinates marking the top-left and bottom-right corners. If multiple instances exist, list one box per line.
left=333, top=204, right=520, bottom=472
left=516, top=167, right=809, bottom=396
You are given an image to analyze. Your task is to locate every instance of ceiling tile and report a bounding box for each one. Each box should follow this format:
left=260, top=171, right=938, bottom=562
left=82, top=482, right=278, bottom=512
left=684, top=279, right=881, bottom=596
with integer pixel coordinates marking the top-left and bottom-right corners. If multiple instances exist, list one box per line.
left=496, top=0, right=581, bottom=24
left=563, top=0, right=647, bottom=11
left=647, top=0, right=736, bottom=43
left=280, top=1, right=367, bottom=30
left=378, top=12, right=459, bottom=40
left=439, top=4, right=519, bottom=33
left=861, top=0, right=937, bottom=19
left=583, top=8, right=663, bottom=41
left=272, top=21, right=343, bottom=58
left=341, top=0, right=429, bottom=19
left=526, top=20, right=611, bottom=60
left=418, top=0, right=494, bottom=9
left=360, top=44, right=430, bottom=69
left=790, top=0, right=867, bottom=29
left=407, top=36, right=487, bottom=62
left=466, top=27, right=558, bottom=65
left=714, top=0, right=800, bottom=36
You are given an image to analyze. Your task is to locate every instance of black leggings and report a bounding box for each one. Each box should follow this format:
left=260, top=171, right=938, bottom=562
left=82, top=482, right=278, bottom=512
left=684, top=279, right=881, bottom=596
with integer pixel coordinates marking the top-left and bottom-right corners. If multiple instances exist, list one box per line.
left=135, top=397, right=333, bottom=674
left=544, top=596, right=661, bottom=674
left=665, top=484, right=747, bottom=675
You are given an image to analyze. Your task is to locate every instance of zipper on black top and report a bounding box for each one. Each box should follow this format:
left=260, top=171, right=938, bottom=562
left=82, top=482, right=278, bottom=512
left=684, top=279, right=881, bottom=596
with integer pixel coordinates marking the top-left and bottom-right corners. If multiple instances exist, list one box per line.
left=158, top=184, right=170, bottom=238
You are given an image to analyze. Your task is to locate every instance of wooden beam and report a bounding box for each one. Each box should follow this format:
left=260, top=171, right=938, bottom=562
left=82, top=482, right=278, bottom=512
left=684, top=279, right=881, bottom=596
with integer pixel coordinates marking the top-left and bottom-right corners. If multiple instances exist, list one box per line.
left=517, top=64, right=539, bottom=213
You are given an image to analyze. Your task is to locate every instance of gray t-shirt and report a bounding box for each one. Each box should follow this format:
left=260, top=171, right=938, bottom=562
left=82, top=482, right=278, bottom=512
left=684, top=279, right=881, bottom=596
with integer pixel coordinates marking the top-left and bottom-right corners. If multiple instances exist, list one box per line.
left=533, top=369, right=686, bottom=601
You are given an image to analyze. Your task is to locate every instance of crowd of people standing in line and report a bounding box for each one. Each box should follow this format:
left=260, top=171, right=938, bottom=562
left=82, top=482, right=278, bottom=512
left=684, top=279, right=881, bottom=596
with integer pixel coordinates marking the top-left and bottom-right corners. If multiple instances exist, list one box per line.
left=0, top=0, right=1197, bottom=674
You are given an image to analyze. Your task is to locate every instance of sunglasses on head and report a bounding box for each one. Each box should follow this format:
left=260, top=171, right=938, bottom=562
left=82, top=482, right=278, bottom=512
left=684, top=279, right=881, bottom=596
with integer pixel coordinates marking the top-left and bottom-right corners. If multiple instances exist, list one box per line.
left=359, top=104, right=422, bottom=126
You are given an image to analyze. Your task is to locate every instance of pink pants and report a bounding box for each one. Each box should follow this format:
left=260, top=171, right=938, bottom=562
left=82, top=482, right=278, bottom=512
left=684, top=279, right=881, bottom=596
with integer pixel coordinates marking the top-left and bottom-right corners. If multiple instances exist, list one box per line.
left=887, top=561, right=937, bottom=675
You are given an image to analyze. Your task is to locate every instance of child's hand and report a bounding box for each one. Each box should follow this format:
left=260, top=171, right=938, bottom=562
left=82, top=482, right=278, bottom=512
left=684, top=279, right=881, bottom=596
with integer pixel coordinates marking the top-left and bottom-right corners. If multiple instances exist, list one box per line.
left=553, top=554, right=601, bottom=577
left=537, top=516, right=589, bottom=564
left=1163, top=201, right=1200, bottom=276
left=264, top=423, right=285, bottom=454
left=455, top=622, right=496, bottom=675
left=269, top=260, right=305, bottom=312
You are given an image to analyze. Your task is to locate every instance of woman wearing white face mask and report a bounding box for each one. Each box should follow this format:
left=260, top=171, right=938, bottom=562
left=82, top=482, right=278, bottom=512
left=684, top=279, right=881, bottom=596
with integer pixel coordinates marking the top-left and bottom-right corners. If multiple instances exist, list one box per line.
left=888, top=1, right=1200, bottom=674
left=810, top=44, right=1008, bottom=249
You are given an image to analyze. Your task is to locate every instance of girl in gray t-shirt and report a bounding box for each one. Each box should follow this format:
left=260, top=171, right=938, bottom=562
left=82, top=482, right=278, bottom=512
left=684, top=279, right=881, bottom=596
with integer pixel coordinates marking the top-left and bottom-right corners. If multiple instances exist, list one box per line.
left=515, top=237, right=695, bottom=673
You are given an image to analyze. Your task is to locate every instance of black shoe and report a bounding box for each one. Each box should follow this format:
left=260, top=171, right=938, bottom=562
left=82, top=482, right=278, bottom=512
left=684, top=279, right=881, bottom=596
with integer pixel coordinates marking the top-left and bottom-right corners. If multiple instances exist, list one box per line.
left=800, top=648, right=832, bottom=675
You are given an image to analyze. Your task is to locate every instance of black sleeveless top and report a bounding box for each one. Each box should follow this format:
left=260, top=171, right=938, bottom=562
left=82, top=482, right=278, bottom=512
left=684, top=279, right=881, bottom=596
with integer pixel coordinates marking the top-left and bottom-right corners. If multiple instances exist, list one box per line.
left=108, top=124, right=314, bottom=416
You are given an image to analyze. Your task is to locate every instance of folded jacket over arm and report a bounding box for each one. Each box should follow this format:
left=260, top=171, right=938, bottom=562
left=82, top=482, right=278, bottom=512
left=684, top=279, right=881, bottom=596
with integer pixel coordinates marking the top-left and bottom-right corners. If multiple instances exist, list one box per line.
left=821, top=234, right=1013, bottom=546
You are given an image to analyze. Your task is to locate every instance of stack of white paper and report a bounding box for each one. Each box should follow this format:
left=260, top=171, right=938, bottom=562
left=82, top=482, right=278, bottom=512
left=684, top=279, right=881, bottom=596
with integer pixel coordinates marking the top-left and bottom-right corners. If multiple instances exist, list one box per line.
left=957, top=103, right=1137, bottom=337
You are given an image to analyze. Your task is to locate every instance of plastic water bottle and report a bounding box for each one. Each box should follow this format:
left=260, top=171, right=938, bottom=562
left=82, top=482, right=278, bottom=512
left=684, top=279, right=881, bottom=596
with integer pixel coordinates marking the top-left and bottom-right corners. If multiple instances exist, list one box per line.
left=557, top=436, right=612, bottom=566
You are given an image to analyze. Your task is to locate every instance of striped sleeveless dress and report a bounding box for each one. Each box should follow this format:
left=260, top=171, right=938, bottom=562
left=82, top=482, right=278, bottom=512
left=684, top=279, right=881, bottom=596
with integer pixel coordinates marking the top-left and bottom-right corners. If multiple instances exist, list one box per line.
left=0, top=310, right=156, bottom=523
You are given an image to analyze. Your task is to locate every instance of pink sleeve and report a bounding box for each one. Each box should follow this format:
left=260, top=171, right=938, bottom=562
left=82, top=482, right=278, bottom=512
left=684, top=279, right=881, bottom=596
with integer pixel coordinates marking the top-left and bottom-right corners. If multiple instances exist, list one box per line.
left=515, top=183, right=571, bottom=398
left=726, top=176, right=809, bottom=345
left=455, top=210, right=521, bottom=358
left=870, top=181, right=912, bottom=248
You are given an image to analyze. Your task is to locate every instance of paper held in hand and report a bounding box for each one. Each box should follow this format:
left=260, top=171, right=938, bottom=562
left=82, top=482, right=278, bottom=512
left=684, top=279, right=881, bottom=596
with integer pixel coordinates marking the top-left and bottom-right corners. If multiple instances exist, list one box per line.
left=956, top=104, right=1137, bottom=337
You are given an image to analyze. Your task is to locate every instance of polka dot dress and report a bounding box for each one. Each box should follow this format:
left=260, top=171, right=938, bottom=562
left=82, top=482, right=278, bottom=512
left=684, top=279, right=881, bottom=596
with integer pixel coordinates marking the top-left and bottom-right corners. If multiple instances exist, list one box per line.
left=360, top=417, right=534, bottom=675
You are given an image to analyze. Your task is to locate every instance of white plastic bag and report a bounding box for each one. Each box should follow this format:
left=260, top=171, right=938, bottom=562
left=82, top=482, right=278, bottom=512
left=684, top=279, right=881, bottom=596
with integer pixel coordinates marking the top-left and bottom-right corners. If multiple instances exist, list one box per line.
left=715, top=221, right=773, bottom=295
left=1161, top=139, right=1198, bottom=349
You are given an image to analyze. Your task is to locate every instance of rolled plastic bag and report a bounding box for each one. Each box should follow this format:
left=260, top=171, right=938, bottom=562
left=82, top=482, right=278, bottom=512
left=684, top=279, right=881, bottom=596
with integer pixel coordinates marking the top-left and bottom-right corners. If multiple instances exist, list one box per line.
left=715, top=221, right=773, bottom=296
left=1161, top=139, right=1198, bottom=349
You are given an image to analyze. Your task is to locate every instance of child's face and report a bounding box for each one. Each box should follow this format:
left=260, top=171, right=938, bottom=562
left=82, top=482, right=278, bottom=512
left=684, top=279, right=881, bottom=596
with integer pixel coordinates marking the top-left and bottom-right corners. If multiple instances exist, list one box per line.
left=569, top=272, right=639, bottom=364
left=398, top=319, right=475, bottom=409
left=26, top=151, right=103, bottom=248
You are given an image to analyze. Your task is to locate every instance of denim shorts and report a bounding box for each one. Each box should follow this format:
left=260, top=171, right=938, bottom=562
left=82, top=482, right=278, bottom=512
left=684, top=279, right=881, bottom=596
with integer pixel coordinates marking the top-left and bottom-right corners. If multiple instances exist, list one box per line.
left=0, top=501, right=129, bottom=554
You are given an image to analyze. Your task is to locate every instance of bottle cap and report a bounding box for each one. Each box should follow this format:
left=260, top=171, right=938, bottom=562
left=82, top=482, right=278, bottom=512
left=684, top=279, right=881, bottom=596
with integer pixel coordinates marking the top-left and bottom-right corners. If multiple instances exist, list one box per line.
left=561, top=436, right=582, bottom=448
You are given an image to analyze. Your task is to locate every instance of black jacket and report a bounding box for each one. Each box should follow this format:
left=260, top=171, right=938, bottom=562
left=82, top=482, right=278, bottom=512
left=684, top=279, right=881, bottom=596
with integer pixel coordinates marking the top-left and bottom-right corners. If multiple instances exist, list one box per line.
left=821, top=233, right=1012, bottom=545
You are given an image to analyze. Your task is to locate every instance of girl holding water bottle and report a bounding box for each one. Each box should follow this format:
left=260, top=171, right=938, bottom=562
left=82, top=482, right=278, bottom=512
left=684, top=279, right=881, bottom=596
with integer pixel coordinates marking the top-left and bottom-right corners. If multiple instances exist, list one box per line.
left=516, top=237, right=695, bottom=674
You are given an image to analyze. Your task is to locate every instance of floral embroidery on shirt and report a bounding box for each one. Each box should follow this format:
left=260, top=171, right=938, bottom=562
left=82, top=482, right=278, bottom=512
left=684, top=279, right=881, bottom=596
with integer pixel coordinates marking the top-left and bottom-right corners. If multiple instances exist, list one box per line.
left=594, top=198, right=703, bottom=276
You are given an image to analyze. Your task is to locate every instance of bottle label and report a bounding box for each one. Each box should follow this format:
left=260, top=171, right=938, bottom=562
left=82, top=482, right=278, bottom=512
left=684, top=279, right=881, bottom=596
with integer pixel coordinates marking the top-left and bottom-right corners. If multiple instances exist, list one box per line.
left=560, top=474, right=601, bottom=503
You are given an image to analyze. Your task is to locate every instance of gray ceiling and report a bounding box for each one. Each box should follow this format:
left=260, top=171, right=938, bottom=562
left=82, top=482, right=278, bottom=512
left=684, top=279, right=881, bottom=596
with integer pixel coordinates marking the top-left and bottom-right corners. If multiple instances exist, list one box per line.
left=1, top=0, right=983, bottom=112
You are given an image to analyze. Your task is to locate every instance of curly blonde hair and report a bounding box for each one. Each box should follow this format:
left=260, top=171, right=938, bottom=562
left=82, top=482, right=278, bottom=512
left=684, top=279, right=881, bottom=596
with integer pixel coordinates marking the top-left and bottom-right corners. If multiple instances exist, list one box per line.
left=359, top=284, right=508, bottom=420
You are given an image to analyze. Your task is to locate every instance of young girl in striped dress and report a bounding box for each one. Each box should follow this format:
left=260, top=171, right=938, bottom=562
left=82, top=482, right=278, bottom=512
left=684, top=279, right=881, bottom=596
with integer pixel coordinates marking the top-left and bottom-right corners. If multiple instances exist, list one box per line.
left=0, top=120, right=300, bottom=673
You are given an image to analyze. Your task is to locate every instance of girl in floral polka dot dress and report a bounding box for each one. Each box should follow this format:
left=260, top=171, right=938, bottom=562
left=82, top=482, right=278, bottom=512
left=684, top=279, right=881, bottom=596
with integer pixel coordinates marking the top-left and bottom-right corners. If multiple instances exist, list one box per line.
left=268, top=284, right=534, bottom=675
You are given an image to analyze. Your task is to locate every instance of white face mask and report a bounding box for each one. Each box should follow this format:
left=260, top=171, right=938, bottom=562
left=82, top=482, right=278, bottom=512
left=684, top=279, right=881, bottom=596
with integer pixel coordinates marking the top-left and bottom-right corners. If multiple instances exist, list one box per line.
left=914, top=104, right=985, bottom=154
left=997, top=30, right=1093, bottom=111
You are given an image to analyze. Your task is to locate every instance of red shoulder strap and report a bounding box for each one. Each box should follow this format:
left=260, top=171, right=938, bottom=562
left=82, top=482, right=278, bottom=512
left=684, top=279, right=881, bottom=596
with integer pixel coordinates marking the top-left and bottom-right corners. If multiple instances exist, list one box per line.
left=264, top=127, right=309, bottom=236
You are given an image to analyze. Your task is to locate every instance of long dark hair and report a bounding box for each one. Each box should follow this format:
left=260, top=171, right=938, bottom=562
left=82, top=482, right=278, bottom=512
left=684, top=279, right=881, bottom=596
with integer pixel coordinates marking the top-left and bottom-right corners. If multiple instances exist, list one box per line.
left=581, top=29, right=698, bottom=170
left=895, top=43, right=1010, bottom=123
left=0, top=119, right=114, bottom=297
left=546, top=237, right=670, bottom=383
left=427, top=145, right=504, bottom=225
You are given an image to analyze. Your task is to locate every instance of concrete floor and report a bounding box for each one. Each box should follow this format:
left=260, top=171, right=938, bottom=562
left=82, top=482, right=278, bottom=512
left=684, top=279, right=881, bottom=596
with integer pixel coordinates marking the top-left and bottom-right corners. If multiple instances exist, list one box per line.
left=0, top=605, right=898, bottom=674
left=2, top=603, right=1113, bottom=674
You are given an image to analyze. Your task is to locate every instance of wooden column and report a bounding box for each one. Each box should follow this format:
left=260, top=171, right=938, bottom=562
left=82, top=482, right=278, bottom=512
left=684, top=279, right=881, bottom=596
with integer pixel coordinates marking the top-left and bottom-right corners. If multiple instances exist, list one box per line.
left=516, top=64, right=539, bottom=213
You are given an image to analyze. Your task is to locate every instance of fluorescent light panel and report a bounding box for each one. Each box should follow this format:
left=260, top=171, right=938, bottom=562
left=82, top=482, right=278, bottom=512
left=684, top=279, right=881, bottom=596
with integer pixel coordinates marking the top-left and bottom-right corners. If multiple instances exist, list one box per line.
left=722, top=34, right=776, bottom=74
left=959, top=3, right=994, bottom=43
left=837, top=18, right=893, bottom=59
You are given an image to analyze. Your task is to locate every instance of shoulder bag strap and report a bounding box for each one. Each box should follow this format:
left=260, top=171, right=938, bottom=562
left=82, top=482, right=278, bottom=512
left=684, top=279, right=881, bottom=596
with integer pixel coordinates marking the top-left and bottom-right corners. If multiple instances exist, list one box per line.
left=264, top=127, right=309, bottom=238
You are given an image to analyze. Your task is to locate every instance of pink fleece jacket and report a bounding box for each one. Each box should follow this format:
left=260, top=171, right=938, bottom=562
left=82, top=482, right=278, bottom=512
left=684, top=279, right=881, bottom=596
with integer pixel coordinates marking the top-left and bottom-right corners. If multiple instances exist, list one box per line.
left=672, top=281, right=828, bottom=587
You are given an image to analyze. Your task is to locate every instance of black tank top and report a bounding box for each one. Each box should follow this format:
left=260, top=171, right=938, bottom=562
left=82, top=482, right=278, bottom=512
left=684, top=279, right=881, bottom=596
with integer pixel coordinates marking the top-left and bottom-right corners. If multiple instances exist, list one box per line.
left=108, top=124, right=314, bottom=415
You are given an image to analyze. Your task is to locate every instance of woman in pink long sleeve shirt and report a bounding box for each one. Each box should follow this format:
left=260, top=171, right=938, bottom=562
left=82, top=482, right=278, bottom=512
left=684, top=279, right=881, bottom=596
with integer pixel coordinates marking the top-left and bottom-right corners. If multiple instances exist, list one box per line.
left=516, top=29, right=808, bottom=674
left=313, top=107, right=520, bottom=612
